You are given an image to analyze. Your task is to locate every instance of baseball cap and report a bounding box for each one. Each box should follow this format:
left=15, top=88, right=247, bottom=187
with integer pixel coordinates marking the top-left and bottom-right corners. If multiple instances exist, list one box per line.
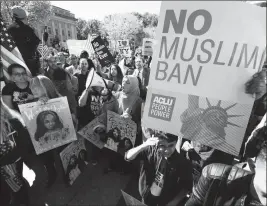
left=11, top=6, right=28, bottom=20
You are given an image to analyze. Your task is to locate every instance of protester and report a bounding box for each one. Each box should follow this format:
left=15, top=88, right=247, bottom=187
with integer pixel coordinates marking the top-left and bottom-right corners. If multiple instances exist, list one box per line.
left=7, top=6, right=42, bottom=76
left=132, top=56, right=150, bottom=101
left=74, top=58, right=94, bottom=98
left=182, top=141, right=234, bottom=186
left=105, top=64, right=123, bottom=85
left=186, top=126, right=267, bottom=206
left=125, top=131, right=193, bottom=206
left=0, top=100, right=33, bottom=206
left=115, top=75, right=142, bottom=143
left=79, top=50, right=96, bottom=70
left=57, top=52, right=70, bottom=69
left=65, top=66, right=79, bottom=96
left=2, top=64, right=35, bottom=113
left=67, top=54, right=79, bottom=74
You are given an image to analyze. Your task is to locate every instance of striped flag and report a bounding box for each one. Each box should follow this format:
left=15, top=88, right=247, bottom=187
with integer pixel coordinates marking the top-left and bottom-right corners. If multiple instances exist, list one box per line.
left=84, top=33, right=97, bottom=55
left=0, top=16, right=32, bottom=80
left=37, top=42, right=50, bottom=59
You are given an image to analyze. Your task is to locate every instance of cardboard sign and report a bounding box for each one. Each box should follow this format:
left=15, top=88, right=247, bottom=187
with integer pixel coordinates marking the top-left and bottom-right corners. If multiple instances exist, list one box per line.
left=142, top=38, right=154, bottom=56
left=117, top=40, right=129, bottom=48
left=105, top=111, right=137, bottom=153
left=119, top=46, right=132, bottom=57
left=142, top=1, right=266, bottom=156
left=121, top=190, right=147, bottom=206
left=60, top=138, right=87, bottom=185
left=91, top=36, right=115, bottom=67
left=18, top=97, right=77, bottom=155
left=78, top=114, right=106, bottom=149
left=66, top=40, right=87, bottom=56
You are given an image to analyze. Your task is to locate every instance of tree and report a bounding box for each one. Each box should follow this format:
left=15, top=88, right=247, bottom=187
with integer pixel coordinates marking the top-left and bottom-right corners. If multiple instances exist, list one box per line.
left=103, top=13, right=145, bottom=48
left=1, top=1, right=52, bottom=27
left=76, top=18, right=87, bottom=40
left=87, top=19, right=103, bottom=36
left=132, top=12, right=159, bottom=28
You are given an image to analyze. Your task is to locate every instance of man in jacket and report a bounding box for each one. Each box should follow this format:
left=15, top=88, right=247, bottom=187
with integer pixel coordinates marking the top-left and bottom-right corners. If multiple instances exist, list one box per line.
left=186, top=125, right=266, bottom=206
left=7, top=6, right=41, bottom=76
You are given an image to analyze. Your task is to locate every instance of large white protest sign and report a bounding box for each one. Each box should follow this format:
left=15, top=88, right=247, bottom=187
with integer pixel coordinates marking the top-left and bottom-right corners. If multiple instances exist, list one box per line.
left=78, top=114, right=106, bottom=149
left=142, top=1, right=266, bottom=156
left=19, top=97, right=77, bottom=155
left=66, top=40, right=87, bottom=56
left=142, top=38, right=154, bottom=56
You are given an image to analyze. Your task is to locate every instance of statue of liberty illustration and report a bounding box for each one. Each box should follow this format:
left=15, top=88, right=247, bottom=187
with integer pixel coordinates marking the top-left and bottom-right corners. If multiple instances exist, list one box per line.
left=180, top=95, right=243, bottom=155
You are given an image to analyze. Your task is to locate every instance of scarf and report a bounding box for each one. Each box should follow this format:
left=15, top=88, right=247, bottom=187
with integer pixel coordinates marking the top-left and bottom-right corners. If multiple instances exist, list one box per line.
left=119, top=75, right=140, bottom=113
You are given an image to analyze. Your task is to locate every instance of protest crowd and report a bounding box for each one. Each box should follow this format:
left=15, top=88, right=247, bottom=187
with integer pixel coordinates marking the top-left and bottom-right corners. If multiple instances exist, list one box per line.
left=0, top=2, right=266, bottom=206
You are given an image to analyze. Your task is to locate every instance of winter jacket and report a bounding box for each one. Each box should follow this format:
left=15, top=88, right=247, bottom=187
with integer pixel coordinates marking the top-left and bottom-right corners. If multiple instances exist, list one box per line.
left=186, top=163, right=261, bottom=206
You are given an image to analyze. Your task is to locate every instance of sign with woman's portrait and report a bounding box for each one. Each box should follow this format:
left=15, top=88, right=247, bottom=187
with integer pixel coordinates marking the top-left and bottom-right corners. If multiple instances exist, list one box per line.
left=106, top=111, right=137, bottom=154
left=18, top=97, right=77, bottom=155
left=78, top=114, right=106, bottom=149
left=60, top=138, right=87, bottom=185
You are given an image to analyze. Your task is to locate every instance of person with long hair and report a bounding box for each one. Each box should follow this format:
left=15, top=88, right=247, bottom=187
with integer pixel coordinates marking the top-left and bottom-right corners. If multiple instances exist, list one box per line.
left=34, top=111, right=64, bottom=142
left=0, top=100, right=33, bottom=205
left=107, top=64, right=123, bottom=85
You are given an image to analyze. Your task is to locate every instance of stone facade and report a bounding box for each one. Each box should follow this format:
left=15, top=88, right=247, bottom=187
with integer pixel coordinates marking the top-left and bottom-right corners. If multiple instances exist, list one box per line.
left=36, top=6, right=77, bottom=47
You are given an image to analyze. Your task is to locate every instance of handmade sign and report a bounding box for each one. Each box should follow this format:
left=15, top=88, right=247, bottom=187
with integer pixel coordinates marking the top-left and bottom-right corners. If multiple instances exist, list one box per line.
left=60, top=138, right=87, bottom=185
left=121, top=190, right=147, bottom=206
left=106, top=111, right=137, bottom=153
left=119, top=47, right=132, bottom=57
left=142, top=1, right=266, bottom=156
left=91, top=36, right=115, bottom=67
left=18, top=97, right=77, bottom=155
left=142, top=38, right=154, bottom=56
left=66, top=40, right=87, bottom=56
left=78, top=114, right=106, bottom=149
left=117, top=40, right=129, bottom=48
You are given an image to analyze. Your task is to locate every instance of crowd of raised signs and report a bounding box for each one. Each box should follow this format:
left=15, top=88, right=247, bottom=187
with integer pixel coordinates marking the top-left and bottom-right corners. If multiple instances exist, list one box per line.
left=0, top=4, right=266, bottom=206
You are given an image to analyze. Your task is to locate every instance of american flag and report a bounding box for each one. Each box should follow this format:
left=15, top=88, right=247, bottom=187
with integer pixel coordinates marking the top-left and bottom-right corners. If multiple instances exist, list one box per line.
left=37, top=42, right=50, bottom=59
left=84, top=33, right=97, bottom=55
left=0, top=16, right=32, bottom=80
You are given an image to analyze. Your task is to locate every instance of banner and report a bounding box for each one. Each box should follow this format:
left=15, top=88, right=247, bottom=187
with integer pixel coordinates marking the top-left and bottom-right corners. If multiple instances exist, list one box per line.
left=66, top=39, right=87, bottom=56
left=91, top=36, right=115, bottom=67
left=121, top=190, right=147, bottom=206
left=142, top=1, right=266, bottom=156
left=106, top=111, right=137, bottom=153
left=78, top=114, right=106, bottom=149
left=18, top=97, right=77, bottom=155
left=142, top=38, right=154, bottom=56
left=60, top=138, right=87, bottom=185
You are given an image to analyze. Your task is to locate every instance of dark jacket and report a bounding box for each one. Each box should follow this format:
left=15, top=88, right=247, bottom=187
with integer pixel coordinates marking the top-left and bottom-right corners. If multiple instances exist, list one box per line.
left=186, top=163, right=260, bottom=206
left=0, top=118, right=33, bottom=166
left=8, top=21, right=40, bottom=76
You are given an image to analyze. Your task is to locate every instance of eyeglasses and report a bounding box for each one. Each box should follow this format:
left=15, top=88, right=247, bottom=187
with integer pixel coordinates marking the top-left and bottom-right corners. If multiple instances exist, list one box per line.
left=13, top=72, right=27, bottom=77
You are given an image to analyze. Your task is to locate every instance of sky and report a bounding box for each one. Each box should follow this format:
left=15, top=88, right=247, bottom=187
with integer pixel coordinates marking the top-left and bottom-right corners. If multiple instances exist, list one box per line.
left=51, top=1, right=162, bottom=21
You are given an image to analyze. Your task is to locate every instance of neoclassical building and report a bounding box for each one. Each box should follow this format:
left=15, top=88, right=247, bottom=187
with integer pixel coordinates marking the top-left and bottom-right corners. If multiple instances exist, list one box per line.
left=36, top=5, right=77, bottom=47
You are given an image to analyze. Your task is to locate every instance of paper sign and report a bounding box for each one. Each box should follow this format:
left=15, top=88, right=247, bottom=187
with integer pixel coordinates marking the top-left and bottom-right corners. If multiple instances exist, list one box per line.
left=78, top=114, right=106, bottom=149
left=117, top=40, right=129, bottom=48
left=121, top=190, right=147, bottom=206
left=106, top=111, right=137, bottom=153
left=91, top=36, right=115, bottom=67
left=142, top=38, right=154, bottom=56
left=119, top=46, right=132, bottom=57
left=60, top=138, right=87, bottom=185
left=66, top=40, right=87, bottom=56
left=19, top=97, right=77, bottom=155
left=142, top=1, right=266, bottom=156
